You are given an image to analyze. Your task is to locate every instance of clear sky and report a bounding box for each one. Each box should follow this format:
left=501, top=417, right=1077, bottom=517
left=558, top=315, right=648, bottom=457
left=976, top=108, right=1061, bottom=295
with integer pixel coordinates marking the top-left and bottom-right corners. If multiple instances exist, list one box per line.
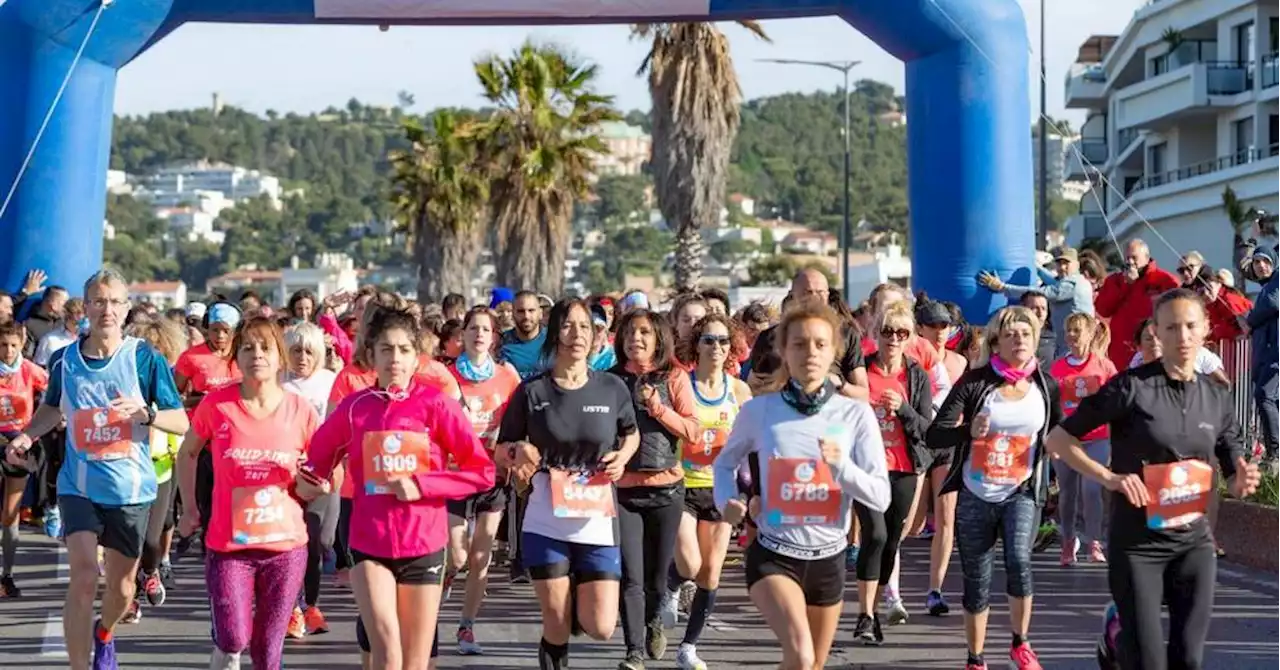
left=115, top=0, right=1141, bottom=125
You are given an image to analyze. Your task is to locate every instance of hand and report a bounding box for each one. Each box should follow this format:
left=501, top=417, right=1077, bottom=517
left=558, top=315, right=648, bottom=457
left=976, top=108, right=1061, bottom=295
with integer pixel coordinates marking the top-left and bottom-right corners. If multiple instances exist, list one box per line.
left=22, top=269, right=47, bottom=295
left=970, top=412, right=991, bottom=439
left=323, top=291, right=354, bottom=311
left=819, top=437, right=843, bottom=467
left=722, top=498, right=747, bottom=526
left=5, top=434, right=32, bottom=468
left=638, top=384, right=658, bottom=412
left=748, top=495, right=760, bottom=519
left=387, top=476, right=422, bottom=502
left=599, top=450, right=628, bottom=481
left=510, top=441, right=540, bottom=485
left=109, top=396, right=150, bottom=424
left=880, top=389, right=903, bottom=412
left=1123, top=265, right=1140, bottom=282
left=977, top=270, right=1004, bottom=292
left=1104, top=471, right=1150, bottom=508
left=178, top=509, right=201, bottom=539
left=1228, top=456, right=1261, bottom=499
left=294, top=470, right=331, bottom=501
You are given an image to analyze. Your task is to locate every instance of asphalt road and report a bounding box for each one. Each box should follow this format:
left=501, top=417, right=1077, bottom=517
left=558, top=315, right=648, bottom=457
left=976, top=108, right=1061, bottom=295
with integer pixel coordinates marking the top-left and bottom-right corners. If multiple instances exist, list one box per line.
left=0, top=532, right=1276, bottom=669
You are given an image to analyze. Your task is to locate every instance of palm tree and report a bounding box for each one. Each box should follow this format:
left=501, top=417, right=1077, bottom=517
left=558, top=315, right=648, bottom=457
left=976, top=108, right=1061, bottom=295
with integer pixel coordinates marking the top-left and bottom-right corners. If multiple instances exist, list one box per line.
left=1222, top=185, right=1254, bottom=286
left=633, top=22, right=769, bottom=292
left=389, top=111, right=489, bottom=302
left=473, top=42, right=620, bottom=295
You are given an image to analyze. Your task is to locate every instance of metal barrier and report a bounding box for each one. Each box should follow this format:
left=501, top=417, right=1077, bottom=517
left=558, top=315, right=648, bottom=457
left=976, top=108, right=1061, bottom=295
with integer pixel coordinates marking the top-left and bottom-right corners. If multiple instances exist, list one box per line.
left=1213, top=337, right=1259, bottom=453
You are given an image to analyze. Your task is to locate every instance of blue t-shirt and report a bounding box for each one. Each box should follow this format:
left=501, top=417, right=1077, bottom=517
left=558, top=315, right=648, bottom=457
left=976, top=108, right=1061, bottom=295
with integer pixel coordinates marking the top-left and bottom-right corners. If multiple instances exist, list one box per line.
left=500, top=329, right=548, bottom=380
left=588, top=345, right=617, bottom=371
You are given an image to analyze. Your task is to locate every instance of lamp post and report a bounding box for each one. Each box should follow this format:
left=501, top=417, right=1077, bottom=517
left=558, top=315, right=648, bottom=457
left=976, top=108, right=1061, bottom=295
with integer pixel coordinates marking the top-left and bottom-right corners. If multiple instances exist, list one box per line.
left=758, top=58, right=861, bottom=302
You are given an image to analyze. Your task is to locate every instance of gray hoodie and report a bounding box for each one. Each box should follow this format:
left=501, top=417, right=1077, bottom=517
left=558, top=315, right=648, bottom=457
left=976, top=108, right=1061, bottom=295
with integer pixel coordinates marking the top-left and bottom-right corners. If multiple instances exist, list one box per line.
left=1004, top=267, right=1094, bottom=357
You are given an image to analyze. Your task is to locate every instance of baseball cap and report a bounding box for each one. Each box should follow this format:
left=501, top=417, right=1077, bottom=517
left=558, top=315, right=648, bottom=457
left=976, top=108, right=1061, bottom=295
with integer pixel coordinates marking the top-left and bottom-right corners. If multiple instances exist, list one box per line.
left=590, top=304, right=608, bottom=327
left=185, top=302, right=207, bottom=320
left=1054, top=247, right=1079, bottom=263
left=914, top=300, right=952, bottom=327
left=620, top=291, right=650, bottom=312
left=207, top=303, right=242, bottom=329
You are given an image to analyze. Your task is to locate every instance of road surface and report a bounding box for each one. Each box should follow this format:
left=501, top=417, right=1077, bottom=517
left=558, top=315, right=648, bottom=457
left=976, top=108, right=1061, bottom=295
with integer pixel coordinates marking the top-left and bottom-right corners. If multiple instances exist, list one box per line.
left=1, top=532, right=1276, bottom=668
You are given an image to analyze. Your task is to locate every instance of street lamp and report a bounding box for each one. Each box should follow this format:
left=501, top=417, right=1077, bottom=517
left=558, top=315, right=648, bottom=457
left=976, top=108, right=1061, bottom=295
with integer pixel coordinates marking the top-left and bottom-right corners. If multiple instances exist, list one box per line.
left=758, top=58, right=861, bottom=302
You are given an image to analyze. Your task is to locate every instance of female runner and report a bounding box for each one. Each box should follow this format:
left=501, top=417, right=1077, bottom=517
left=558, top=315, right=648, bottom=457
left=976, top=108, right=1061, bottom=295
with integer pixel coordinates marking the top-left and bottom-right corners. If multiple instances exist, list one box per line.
left=299, top=309, right=494, bottom=670
left=0, top=322, right=49, bottom=597
left=496, top=298, right=639, bottom=670
left=714, top=299, right=890, bottom=670
left=662, top=313, right=752, bottom=670
left=177, top=317, right=317, bottom=670
left=1047, top=289, right=1258, bottom=670
left=446, top=306, right=521, bottom=655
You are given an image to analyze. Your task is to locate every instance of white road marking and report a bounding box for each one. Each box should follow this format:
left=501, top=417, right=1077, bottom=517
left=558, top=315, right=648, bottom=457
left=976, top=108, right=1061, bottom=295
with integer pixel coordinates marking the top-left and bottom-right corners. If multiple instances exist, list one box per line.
left=56, top=545, right=69, bottom=583
left=41, top=546, right=69, bottom=657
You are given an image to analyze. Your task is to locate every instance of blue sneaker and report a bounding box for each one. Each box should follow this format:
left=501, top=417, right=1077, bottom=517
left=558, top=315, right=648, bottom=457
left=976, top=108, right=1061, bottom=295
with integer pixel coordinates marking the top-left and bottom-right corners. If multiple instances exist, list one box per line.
left=92, top=620, right=118, bottom=670
left=926, top=590, right=950, bottom=616
left=845, top=544, right=860, bottom=571
left=43, top=506, right=61, bottom=539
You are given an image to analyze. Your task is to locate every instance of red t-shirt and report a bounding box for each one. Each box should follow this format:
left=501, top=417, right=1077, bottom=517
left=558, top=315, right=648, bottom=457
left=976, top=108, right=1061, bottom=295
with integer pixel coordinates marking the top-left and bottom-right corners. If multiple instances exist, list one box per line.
left=192, top=386, right=319, bottom=554
left=449, top=361, right=521, bottom=447
left=175, top=344, right=241, bottom=394
left=0, top=361, right=48, bottom=433
left=1048, top=353, right=1117, bottom=442
left=866, top=362, right=913, bottom=473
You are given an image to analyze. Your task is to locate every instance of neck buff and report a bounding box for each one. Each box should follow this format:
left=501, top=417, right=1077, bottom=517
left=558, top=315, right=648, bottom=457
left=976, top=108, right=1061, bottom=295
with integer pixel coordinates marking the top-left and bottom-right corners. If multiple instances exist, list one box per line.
left=456, top=352, right=495, bottom=382
left=0, top=355, right=20, bottom=376
left=780, top=378, right=837, bottom=416
left=991, top=354, right=1037, bottom=384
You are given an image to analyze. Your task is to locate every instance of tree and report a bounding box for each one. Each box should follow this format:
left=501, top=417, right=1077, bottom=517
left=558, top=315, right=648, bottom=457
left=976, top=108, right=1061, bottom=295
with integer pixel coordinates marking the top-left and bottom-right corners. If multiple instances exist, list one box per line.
left=634, top=21, right=769, bottom=293
left=1222, top=185, right=1254, bottom=286
left=594, top=174, right=649, bottom=225
left=396, top=90, right=416, bottom=110
left=473, top=42, right=620, bottom=294
left=390, top=112, right=490, bottom=302
left=708, top=238, right=758, bottom=264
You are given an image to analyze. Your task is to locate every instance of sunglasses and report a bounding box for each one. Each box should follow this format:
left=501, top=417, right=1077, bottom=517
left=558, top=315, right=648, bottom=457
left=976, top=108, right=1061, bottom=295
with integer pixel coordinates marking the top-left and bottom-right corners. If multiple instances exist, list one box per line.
left=880, top=328, right=912, bottom=341
left=1178, top=265, right=1199, bottom=274
left=699, top=335, right=731, bottom=347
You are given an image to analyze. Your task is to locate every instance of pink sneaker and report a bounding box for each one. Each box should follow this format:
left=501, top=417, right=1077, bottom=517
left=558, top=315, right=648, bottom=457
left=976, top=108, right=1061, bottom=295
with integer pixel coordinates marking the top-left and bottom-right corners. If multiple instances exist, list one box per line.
left=1010, top=642, right=1043, bottom=670
left=1059, top=537, right=1078, bottom=566
left=1088, top=541, right=1107, bottom=563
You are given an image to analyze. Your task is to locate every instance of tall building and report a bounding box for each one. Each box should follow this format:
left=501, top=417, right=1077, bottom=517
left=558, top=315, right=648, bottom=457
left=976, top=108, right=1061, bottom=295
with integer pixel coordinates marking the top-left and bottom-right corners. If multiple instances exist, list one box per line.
left=1062, top=0, right=1278, bottom=278
left=594, top=122, right=651, bottom=178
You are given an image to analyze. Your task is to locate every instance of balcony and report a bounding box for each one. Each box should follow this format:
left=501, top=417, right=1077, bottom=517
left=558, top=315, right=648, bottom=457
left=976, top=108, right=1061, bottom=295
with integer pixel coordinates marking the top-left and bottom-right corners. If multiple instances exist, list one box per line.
left=1115, top=61, right=1250, bottom=130
left=1066, top=139, right=1107, bottom=180
left=1133, top=144, right=1279, bottom=192
left=1064, top=62, right=1107, bottom=109
left=1265, top=54, right=1278, bottom=90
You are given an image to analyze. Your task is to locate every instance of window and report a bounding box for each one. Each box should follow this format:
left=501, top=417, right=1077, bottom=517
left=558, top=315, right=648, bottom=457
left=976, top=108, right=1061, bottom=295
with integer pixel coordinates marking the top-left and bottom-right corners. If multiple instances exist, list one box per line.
left=1269, top=115, right=1278, bottom=156
left=1148, top=143, right=1167, bottom=181
left=1150, top=55, right=1167, bottom=77
left=1233, top=117, right=1255, bottom=163
left=1235, top=22, right=1255, bottom=87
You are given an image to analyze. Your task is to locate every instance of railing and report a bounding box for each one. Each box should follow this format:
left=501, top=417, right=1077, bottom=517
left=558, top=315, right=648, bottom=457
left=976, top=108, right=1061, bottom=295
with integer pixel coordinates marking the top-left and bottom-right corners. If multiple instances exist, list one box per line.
left=1133, top=143, right=1279, bottom=191
left=1077, top=139, right=1108, bottom=164
left=1117, top=127, right=1140, bottom=153
left=1213, top=337, right=1262, bottom=455
left=1205, top=61, right=1251, bottom=95
left=1151, top=40, right=1218, bottom=75
left=1264, top=53, right=1279, bottom=89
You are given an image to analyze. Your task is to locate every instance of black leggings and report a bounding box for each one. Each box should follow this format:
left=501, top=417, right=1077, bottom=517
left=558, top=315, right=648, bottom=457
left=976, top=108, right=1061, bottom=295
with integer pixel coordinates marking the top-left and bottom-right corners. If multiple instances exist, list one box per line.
left=854, top=472, right=918, bottom=584
left=335, top=497, right=354, bottom=571
left=1109, top=538, right=1215, bottom=670
left=617, top=485, right=683, bottom=653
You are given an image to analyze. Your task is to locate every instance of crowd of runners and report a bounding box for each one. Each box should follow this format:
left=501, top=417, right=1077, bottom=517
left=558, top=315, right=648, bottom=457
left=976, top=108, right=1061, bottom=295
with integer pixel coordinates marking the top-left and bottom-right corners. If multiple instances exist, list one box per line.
left=0, top=234, right=1275, bottom=670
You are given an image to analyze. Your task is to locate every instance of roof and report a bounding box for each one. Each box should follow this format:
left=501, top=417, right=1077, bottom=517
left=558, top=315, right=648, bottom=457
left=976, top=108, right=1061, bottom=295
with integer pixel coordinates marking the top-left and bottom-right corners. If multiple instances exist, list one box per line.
left=129, top=281, right=184, bottom=293
left=207, top=269, right=282, bottom=285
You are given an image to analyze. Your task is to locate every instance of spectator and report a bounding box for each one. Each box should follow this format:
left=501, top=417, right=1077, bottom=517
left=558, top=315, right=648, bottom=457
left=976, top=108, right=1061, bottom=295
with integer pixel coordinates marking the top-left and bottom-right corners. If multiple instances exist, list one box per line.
left=1078, top=252, right=1107, bottom=294
left=19, top=285, right=68, bottom=360
left=1017, top=291, right=1057, bottom=369
left=1176, top=251, right=1206, bottom=289
left=1245, top=262, right=1279, bottom=465
left=1094, top=239, right=1180, bottom=370
left=1217, top=268, right=1236, bottom=288
left=1191, top=267, right=1252, bottom=344
left=33, top=297, right=84, bottom=367
left=978, top=247, right=1093, bottom=357
left=441, top=293, right=467, bottom=321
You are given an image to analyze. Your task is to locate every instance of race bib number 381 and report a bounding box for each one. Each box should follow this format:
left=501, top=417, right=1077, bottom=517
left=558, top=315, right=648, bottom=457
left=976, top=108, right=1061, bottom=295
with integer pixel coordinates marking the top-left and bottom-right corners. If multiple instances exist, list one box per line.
left=766, top=457, right=841, bottom=526
left=969, top=433, right=1032, bottom=486
left=72, top=407, right=133, bottom=461
left=361, top=430, right=432, bottom=495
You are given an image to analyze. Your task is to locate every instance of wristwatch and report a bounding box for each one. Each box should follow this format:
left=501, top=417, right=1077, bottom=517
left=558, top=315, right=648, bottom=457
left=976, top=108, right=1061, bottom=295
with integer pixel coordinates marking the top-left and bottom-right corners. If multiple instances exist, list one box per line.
left=142, top=405, right=157, bottom=426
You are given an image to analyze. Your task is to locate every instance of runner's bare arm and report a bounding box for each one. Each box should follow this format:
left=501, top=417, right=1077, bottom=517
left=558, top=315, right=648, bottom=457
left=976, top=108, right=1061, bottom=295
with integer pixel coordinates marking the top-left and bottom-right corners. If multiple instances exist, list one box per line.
left=19, top=402, right=63, bottom=443
left=175, top=431, right=208, bottom=525
left=835, top=366, right=870, bottom=401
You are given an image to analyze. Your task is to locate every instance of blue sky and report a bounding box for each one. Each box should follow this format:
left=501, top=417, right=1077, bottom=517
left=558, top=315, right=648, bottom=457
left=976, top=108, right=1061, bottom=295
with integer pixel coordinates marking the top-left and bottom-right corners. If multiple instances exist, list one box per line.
left=115, top=0, right=1140, bottom=123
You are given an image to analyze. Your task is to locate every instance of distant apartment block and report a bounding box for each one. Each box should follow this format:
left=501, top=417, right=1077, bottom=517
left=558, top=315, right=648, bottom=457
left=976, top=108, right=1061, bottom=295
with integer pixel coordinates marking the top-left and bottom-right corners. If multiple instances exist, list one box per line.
left=128, top=281, right=187, bottom=308
left=1063, top=0, right=1278, bottom=281
left=595, top=122, right=651, bottom=178
left=140, top=160, right=282, bottom=210
left=1032, top=130, right=1079, bottom=198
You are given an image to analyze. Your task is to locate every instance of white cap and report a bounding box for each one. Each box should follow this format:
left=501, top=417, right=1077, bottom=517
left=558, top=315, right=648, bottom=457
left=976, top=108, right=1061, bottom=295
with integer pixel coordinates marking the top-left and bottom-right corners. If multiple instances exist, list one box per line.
left=185, top=302, right=207, bottom=320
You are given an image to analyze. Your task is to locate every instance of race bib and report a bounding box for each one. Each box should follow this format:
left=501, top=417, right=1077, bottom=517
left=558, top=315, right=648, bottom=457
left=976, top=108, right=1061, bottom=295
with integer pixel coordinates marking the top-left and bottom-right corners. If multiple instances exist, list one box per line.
left=1143, top=460, right=1213, bottom=530
left=230, top=485, right=301, bottom=546
left=1061, top=375, right=1100, bottom=411
left=874, top=406, right=911, bottom=472
left=72, top=407, right=133, bottom=461
left=549, top=469, right=616, bottom=518
left=765, top=457, right=841, bottom=526
left=684, top=426, right=728, bottom=468
left=0, top=392, right=29, bottom=431
left=969, top=433, right=1033, bottom=486
left=361, top=430, right=432, bottom=495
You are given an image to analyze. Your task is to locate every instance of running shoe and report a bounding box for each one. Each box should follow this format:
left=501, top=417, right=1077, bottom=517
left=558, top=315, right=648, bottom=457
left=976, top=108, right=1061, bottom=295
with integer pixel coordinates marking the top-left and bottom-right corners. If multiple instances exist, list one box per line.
left=1059, top=536, right=1079, bottom=566
left=645, top=619, right=667, bottom=660
left=917, top=517, right=935, bottom=539
left=304, top=606, right=329, bottom=635
left=43, top=505, right=61, bottom=538
left=159, top=562, right=176, bottom=590
left=658, top=588, right=680, bottom=629
left=845, top=544, right=860, bottom=571
left=853, top=613, right=879, bottom=646
left=675, top=642, right=708, bottom=670
left=1088, top=540, right=1107, bottom=564
left=457, top=625, right=483, bottom=655
left=678, top=581, right=696, bottom=615
left=19, top=507, right=34, bottom=527
left=322, top=548, right=337, bottom=575
left=121, top=600, right=141, bottom=624
left=509, top=564, right=530, bottom=584
left=926, top=589, right=950, bottom=616
left=92, top=620, right=118, bottom=670
left=618, top=650, right=646, bottom=670
left=0, top=575, right=21, bottom=598
left=286, top=606, right=306, bottom=639
left=443, top=573, right=455, bottom=601
left=1009, top=642, right=1044, bottom=670
left=885, top=597, right=909, bottom=625
left=143, top=572, right=166, bottom=606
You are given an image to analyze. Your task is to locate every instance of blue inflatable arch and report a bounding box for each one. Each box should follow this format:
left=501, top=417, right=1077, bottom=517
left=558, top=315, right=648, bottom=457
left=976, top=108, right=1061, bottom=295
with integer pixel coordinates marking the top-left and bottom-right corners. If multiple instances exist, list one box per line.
left=0, top=0, right=1033, bottom=319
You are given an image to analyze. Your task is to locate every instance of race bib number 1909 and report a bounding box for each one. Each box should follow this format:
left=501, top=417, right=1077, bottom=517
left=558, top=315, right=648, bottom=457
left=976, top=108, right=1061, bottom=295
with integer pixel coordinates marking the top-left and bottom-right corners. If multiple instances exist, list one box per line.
left=361, top=430, right=432, bottom=495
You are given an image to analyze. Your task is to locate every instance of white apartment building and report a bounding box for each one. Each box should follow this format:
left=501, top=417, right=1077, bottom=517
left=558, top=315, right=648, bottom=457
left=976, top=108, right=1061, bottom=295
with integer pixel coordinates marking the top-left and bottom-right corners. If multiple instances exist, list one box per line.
left=1032, top=130, right=1077, bottom=197
left=1063, top=0, right=1278, bottom=277
left=594, top=122, right=651, bottom=178
left=144, top=160, right=283, bottom=209
left=128, top=281, right=188, bottom=308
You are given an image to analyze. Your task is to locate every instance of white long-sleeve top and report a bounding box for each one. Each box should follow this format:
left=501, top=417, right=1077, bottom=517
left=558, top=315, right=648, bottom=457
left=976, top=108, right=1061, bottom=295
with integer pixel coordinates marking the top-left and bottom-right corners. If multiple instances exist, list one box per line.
left=712, top=392, right=891, bottom=560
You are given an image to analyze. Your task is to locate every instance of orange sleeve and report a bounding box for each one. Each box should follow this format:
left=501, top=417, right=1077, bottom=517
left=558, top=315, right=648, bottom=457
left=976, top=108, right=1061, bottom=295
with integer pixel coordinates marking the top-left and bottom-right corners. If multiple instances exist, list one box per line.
left=28, top=363, right=48, bottom=393
left=648, top=369, right=702, bottom=444
left=329, top=368, right=354, bottom=405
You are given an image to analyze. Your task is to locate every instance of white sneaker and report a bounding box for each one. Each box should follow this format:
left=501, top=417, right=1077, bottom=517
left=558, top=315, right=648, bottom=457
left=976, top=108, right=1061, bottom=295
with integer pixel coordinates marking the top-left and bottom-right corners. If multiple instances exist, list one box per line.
left=885, top=597, right=909, bottom=626
left=659, top=588, right=680, bottom=629
left=676, top=642, right=708, bottom=670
